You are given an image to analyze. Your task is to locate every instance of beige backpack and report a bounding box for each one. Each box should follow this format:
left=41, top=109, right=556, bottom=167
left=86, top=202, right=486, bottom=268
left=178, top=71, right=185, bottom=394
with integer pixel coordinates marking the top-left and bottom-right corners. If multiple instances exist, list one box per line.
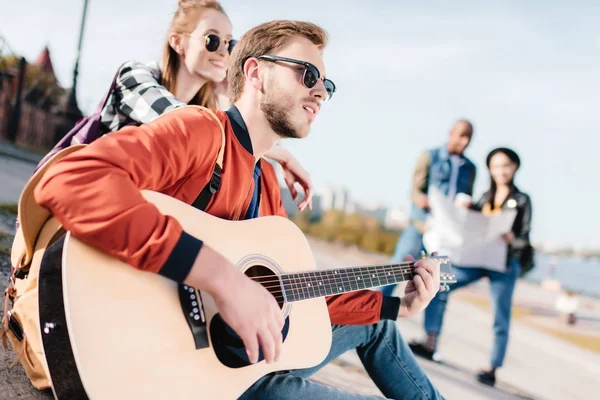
left=1, top=105, right=226, bottom=390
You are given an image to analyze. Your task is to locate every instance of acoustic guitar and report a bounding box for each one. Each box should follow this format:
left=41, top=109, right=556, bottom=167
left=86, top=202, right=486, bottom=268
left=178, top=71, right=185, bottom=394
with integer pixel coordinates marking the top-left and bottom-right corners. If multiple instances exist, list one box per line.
left=38, top=190, right=455, bottom=399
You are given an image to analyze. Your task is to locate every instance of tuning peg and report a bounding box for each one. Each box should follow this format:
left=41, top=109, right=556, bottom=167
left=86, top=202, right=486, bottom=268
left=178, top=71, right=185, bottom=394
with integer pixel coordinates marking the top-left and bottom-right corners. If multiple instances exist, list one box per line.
left=440, top=283, right=450, bottom=292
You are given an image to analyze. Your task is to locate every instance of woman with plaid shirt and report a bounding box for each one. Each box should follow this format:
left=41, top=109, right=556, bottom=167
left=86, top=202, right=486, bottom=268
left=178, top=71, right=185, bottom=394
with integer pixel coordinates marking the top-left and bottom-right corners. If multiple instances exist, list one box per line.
left=99, top=0, right=313, bottom=210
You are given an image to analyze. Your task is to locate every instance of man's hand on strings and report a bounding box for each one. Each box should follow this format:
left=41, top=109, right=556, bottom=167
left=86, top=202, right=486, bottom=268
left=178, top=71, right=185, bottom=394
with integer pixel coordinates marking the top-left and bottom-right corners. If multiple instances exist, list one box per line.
left=398, top=255, right=441, bottom=318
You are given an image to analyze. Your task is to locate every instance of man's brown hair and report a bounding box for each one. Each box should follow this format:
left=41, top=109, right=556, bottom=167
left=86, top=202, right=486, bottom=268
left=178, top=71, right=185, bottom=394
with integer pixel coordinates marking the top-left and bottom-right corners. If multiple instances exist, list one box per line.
left=228, top=20, right=328, bottom=103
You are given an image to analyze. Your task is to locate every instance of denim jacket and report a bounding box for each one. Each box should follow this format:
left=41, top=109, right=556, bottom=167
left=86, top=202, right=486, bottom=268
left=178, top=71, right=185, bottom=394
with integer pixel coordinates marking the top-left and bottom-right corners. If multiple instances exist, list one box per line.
left=409, top=145, right=477, bottom=223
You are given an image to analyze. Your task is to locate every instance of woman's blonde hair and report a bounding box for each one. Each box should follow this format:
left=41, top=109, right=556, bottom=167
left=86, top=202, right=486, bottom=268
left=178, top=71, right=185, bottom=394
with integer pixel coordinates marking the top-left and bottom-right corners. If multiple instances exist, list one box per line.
left=161, top=0, right=226, bottom=109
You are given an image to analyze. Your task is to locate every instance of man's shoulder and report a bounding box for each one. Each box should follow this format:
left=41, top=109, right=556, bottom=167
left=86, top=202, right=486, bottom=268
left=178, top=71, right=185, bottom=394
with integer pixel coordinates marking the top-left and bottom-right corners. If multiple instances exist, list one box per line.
left=426, top=145, right=444, bottom=158
left=141, top=106, right=227, bottom=150
left=157, top=106, right=226, bottom=130
left=462, top=155, right=476, bottom=169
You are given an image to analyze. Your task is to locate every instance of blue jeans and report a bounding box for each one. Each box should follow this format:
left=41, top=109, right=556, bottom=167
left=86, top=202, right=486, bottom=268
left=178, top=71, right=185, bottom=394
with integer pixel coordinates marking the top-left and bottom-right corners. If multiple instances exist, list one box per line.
left=424, top=258, right=521, bottom=368
left=239, top=320, right=444, bottom=400
left=379, top=224, right=425, bottom=297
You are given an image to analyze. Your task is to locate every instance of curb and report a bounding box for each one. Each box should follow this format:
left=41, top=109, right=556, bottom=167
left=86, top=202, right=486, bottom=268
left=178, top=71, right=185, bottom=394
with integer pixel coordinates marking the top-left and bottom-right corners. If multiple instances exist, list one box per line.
left=0, top=147, right=43, bottom=165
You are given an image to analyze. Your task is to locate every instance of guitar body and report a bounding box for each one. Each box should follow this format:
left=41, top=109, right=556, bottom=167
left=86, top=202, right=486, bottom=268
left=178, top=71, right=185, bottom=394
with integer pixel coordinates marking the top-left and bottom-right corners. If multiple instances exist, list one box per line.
left=39, top=191, right=332, bottom=399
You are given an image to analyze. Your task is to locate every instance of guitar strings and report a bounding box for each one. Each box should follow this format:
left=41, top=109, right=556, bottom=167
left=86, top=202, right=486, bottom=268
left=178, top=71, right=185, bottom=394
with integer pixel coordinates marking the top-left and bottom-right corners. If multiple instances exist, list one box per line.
left=247, top=265, right=418, bottom=288
left=266, top=269, right=451, bottom=302
left=251, top=268, right=419, bottom=291
left=250, top=269, right=417, bottom=290
left=250, top=266, right=419, bottom=293
left=240, top=259, right=446, bottom=288
left=251, top=263, right=419, bottom=283
left=227, top=262, right=449, bottom=302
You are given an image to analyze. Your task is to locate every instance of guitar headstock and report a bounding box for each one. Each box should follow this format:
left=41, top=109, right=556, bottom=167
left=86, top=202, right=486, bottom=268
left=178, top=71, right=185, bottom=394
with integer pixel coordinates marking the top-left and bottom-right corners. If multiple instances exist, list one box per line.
left=420, top=252, right=456, bottom=292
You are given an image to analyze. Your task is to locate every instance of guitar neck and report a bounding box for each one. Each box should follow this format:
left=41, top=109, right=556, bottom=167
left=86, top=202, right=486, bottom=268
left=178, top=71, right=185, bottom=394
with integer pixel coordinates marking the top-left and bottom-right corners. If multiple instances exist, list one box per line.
left=281, top=262, right=415, bottom=302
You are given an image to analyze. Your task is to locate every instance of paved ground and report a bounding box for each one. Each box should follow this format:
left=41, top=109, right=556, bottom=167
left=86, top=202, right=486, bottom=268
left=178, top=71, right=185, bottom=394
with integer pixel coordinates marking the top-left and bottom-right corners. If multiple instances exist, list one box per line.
left=0, top=155, right=35, bottom=205
left=310, top=239, right=600, bottom=400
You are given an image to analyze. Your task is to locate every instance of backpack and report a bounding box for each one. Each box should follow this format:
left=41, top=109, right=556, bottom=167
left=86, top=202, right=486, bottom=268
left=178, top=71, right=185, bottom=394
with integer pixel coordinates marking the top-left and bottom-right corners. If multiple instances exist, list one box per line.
left=1, top=105, right=226, bottom=390
left=34, top=63, right=124, bottom=172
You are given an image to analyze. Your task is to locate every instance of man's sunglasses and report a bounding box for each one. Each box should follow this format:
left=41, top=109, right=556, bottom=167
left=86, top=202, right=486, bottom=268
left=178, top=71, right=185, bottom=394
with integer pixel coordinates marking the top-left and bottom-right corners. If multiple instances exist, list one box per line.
left=257, top=55, right=336, bottom=101
left=183, top=33, right=237, bottom=54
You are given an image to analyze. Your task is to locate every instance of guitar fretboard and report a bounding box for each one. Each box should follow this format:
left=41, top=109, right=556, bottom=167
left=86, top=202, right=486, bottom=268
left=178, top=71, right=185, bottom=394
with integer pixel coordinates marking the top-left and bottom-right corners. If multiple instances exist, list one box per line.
left=281, top=264, right=415, bottom=302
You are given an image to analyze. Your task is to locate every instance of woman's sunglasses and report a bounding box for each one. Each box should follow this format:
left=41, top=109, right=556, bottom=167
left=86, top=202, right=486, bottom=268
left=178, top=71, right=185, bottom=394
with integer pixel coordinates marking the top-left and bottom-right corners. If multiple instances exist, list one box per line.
left=257, top=55, right=336, bottom=101
left=183, top=33, right=237, bottom=54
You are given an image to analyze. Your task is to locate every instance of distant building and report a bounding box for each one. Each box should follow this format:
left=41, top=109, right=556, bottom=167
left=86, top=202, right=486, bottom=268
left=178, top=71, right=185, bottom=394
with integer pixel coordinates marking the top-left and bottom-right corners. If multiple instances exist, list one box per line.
left=354, top=203, right=387, bottom=221
left=354, top=201, right=409, bottom=231
left=0, top=42, right=83, bottom=151
left=279, top=183, right=299, bottom=218
left=279, top=182, right=324, bottom=221
left=273, top=161, right=354, bottom=220
left=317, top=184, right=353, bottom=214
left=271, top=159, right=407, bottom=228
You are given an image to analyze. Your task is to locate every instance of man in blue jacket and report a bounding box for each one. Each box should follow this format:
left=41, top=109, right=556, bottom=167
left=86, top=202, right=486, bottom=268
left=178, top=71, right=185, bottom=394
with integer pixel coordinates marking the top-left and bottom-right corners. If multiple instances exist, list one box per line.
left=381, top=119, right=476, bottom=298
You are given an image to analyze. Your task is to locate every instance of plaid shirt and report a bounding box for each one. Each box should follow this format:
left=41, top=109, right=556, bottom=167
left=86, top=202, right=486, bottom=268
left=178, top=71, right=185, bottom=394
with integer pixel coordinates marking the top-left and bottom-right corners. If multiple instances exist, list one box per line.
left=100, top=61, right=185, bottom=133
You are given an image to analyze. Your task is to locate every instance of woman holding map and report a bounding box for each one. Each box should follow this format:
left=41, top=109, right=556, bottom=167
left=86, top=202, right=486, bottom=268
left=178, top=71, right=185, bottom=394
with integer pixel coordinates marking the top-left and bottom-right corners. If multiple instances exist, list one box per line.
left=408, top=147, right=533, bottom=387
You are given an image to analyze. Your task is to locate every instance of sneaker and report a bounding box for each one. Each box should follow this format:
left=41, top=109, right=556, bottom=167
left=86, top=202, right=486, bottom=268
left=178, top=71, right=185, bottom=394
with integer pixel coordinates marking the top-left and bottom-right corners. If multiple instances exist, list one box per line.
left=476, top=370, right=496, bottom=386
left=408, top=341, right=435, bottom=361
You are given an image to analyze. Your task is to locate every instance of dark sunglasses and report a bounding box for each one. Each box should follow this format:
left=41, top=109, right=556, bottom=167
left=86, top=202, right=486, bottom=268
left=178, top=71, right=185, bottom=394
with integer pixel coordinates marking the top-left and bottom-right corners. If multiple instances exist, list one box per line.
left=183, top=33, right=237, bottom=54
left=204, top=34, right=237, bottom=54
left=257, top=55, right=336, bottom=101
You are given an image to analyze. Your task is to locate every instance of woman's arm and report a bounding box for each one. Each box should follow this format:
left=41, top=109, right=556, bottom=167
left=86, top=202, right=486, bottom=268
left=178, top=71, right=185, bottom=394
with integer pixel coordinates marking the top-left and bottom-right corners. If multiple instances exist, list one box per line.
left=265, top=146, right=314, bottom=211
left=108, top=61, right=186, bottom=129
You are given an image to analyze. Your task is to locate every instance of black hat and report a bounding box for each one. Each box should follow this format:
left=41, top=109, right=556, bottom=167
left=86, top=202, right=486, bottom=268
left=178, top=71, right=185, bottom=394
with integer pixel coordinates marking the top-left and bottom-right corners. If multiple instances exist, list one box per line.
left=486, top=147, right=521, bottom=169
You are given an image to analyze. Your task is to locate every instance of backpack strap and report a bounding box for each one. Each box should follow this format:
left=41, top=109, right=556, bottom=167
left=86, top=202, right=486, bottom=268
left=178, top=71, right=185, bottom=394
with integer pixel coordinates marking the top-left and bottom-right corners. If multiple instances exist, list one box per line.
left=189, top=106, right=226, bottom=212
left=95, top=62, right=125, bottom=114
left=178, top=105, right=226, bottom=350
left=12, top=145, right=88, bottom=274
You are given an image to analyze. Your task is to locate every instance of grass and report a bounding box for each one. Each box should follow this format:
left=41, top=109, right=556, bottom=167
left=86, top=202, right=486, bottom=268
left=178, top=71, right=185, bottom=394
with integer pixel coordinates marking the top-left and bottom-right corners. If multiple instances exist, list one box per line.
left=536, top=326, right=600, bottom=354
left=0, top=203, right=18, bottom=215
left=458, top=293, right=600, bottom=354
left=460, top=294, right=532, bottom=319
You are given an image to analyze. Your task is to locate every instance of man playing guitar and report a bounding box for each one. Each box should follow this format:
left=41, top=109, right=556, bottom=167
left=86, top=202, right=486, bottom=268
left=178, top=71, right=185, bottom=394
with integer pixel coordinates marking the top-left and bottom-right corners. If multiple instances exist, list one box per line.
left=34, top=20, right=444, bottom=399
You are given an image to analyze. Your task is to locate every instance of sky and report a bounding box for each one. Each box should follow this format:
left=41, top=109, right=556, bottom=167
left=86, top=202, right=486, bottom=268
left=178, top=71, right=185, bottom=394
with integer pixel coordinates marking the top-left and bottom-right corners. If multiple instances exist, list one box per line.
left=1, top=0, right=599, bottom=249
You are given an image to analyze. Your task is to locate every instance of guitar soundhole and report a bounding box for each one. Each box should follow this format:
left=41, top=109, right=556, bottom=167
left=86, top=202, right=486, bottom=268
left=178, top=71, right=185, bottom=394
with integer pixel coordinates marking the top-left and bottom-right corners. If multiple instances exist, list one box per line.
left=244, top=265, right=284, bottom=308
left=209, top=264, right=290, bottom=369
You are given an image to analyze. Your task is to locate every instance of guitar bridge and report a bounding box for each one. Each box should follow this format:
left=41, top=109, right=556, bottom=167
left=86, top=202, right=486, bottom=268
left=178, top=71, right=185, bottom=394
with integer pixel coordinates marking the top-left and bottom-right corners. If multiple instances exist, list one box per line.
left=178, top=284, right=209, bottom=349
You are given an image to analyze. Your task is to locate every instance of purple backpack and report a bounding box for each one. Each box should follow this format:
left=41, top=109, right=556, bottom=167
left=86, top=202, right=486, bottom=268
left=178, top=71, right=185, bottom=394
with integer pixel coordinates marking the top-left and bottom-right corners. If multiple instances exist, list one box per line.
left=35, top=65, right=122, bottom=172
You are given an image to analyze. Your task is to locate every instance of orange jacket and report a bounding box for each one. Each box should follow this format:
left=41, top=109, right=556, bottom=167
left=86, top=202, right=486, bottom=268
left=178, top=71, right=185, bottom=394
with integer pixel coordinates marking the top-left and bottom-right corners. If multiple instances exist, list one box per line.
left=34, top=106, right=400, bottom=325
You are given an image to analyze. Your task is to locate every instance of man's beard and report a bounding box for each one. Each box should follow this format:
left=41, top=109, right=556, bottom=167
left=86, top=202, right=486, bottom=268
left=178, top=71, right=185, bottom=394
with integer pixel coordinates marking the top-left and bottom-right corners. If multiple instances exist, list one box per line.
left=260, top=82, right=301, bottom=139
